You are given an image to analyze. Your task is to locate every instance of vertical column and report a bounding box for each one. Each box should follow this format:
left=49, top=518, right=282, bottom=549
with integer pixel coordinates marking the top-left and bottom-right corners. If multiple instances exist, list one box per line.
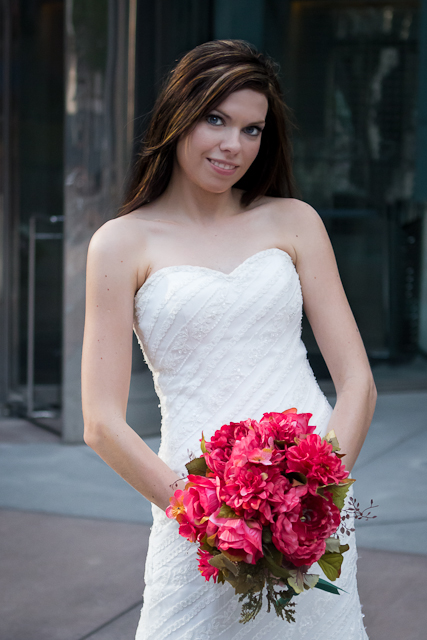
left=62, top=0, right=132, bottom=441
left=0, top=1, right=12, bottom=411
left=415, top=0, right=427, bottom=353
left=420, top=216, right=427, bottom=353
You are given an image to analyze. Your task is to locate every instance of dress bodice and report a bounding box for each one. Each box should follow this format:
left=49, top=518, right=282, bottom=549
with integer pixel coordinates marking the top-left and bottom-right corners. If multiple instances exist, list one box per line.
left=133, top=248, right=332, bottom=476
left=133, top=248, right=367, bottom=640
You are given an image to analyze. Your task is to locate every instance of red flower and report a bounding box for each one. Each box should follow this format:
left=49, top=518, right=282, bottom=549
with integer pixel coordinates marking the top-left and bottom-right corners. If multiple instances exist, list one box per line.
left=204, top=420, right=254, bottom=477
left=271, top=487, right=341, bottom=566
left=271, top=483, right=305, bottom=516
left=260, top=408, right=316, bottom=445
left=221, top=462, right=290, bottom=524
left=209, top=513, right=264, bottom=564
left=197, top=549, right=220, bottom=582
left=286, top=433, right=349, bottom=491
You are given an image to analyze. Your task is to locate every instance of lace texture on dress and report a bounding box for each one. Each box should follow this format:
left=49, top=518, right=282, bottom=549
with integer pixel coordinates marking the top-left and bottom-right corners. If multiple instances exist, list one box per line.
left=133, top=249, right=368, bottom=640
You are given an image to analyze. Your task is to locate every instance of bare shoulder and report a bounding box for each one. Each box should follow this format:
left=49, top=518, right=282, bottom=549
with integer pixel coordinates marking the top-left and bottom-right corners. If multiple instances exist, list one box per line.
left=253, top=197, right=327, bottom=265
left=264, top=197, right=324, bottom=232
left=89, top=214, right=148, bottom=257
left=87, top=214, right=151, bottom=294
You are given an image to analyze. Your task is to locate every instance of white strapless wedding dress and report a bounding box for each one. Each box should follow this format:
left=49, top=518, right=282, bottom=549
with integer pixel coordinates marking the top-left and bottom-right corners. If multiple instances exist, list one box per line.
left=133, top=248, right=368, bottom=640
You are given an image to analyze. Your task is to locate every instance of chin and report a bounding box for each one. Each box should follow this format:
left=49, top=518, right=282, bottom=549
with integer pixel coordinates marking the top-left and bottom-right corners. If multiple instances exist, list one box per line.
left=204, top=183, right=234, bottom=195
left=196, top=173, right=244, bottom=194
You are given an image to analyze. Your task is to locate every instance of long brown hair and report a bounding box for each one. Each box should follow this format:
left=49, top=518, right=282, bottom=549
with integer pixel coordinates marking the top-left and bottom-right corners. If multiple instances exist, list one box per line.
left=119, top=40, right=295, bottom=216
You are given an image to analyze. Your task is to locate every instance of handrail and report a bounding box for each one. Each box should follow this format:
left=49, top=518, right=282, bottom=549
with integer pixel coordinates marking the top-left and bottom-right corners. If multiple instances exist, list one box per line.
left=26, top=215, right=63, bottom=418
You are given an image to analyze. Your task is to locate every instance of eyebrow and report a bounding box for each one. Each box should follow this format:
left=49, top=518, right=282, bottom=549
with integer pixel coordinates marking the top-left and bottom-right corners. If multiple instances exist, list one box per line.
left=213, top=107, right=265, bottom=126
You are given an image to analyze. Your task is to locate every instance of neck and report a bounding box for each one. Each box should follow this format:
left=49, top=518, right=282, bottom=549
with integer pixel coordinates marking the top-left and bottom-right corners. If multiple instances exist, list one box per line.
left=157, top=160, right=240, bottom=224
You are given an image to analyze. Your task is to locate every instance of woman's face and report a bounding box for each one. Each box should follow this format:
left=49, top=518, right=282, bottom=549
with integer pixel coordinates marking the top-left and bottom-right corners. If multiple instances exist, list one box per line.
left=175, top=88, right=268, bottom=194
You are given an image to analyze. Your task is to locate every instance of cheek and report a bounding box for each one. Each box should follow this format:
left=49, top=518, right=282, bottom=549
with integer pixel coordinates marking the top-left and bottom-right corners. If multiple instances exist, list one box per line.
left=243, top=138, right=262, bottom=166
left=189, top=124, right=219, bottom=154
left=177, top=127, right=214, bottom=168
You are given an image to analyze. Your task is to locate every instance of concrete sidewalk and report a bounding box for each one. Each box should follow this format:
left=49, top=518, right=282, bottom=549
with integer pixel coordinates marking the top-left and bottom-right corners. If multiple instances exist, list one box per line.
left=1, top=392, right=427, bottom=639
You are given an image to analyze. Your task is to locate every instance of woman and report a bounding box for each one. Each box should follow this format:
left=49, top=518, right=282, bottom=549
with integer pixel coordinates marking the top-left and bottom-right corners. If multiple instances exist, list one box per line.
left=82, top=40, right=376, bottom=639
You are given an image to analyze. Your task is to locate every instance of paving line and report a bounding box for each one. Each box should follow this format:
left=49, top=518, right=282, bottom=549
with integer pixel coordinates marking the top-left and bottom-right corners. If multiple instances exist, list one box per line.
left=75, top=600, right=142, bottom=640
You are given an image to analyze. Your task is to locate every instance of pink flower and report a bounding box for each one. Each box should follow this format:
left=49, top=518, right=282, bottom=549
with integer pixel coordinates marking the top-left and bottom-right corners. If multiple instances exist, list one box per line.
left=204, top=446, right=230, bottom=478
left=209, top=513, right=264, bottom=564
left=286, top=433, right=349, bottom=491
left=247, top=447, right=273, bottom=464
left=204, top=420, right=254, bottom=477
left=227, top=429, right=285, bottom=470
left=184, top=475, right=221, bottom=523
left=272, top=488, right=341, bottom=566
left=221, top=463, right=290, bottom=524
left=271, top=483, right=305, bottom=516
left=197, top=549, right=220, bottom=582
left=166, top=477, right=221, bottom=543
left=261, top=408, right=316, bottom=445
left=166, top=489, right=200, bottom=542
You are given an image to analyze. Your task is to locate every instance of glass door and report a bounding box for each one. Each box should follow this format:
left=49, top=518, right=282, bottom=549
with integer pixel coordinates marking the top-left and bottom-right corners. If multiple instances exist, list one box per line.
left=287, top=1, right=421, bottom=368
left=0, top=0, right=65, bottom=419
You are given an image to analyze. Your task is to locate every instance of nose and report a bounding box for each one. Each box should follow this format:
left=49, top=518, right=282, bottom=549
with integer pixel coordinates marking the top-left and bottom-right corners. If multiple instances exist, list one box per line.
left=219, top=127, right=241, bottom=155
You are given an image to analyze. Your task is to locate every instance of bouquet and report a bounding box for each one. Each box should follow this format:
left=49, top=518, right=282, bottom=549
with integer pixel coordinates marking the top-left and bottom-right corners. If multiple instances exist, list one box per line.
left=166, top=408, right=356, bottom=623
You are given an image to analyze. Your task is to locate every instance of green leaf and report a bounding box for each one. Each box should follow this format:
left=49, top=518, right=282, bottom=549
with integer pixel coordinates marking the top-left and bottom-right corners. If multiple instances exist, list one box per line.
left=314, top=578, right=341, bottom=595
left=315, top=487, right=329, bottom=501
left=318, top=551, right=345, bottom=581
left=185, top=456, right=207, bottom=477
left=262, top=527, right=272, bottom=544
left=325, top=537, right=341, bottom=553
left=227, top=569, right=265, bottom=595
left=324, top=479, right=355, bottom=510
left=217, top=571, right=226, bottom=584
left=199, top=535, right=215, bottom=553
left=218, top=503, right=239, bottom=519
left=303, top=573, right=320, bottom=590
left=264, top=554, right=291, bottom=580
left=288, top=570, right=319, bottom=594
left=287, top=571, right=304, bottom=594
left=287, top=472, right=307, bottom=486
left=221, top=549, right=245, bottom=563
left=323, top=430, right=341, bottom=452
left=209, top=552, right=239, bottom=576
left=263, top=542, right=283, bottom=566
left=200, top=433, right=207, bottom=454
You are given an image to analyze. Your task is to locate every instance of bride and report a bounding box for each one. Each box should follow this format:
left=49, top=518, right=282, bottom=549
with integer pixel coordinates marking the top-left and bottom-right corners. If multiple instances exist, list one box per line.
left=82, top=40, right=376, bottom=639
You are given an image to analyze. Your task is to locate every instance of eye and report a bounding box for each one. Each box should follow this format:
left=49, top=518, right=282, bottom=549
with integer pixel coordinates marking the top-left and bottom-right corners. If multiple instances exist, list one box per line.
left=206, top=114, right=224, bottom=126
left=243, top=125, right=263, bottom=137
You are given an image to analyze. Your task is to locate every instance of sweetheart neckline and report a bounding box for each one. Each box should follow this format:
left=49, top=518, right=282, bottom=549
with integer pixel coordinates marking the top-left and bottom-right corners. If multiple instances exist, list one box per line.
left=134, top=248, right=296, bottom=301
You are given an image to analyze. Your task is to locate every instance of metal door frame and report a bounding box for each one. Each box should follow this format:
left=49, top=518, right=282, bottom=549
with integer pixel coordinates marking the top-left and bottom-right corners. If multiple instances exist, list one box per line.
left=0, top=0, right=13, bottom=414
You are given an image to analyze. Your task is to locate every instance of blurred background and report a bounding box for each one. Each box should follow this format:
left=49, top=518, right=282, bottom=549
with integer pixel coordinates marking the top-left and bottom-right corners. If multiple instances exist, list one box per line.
left=0, top=2, right=427, bottom=639
left=0, top=0, right=427, bottom=439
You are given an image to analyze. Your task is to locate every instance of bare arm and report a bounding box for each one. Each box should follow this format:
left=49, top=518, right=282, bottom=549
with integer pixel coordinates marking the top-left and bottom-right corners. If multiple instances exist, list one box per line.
left=81, top=219, right=183, bottom=511
left=283, top=201, right=377, bottom=471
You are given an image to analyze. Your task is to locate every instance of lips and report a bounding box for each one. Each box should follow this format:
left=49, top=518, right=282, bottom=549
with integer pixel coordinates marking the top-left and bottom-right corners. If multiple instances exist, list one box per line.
left=207, top=158, right=239, bottom=175
left=208, top=158, right=239, bottom=170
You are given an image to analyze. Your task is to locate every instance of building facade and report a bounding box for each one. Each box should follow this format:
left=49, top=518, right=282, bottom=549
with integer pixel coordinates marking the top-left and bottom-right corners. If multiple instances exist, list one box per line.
left=0, top=0, right=426, bottom=441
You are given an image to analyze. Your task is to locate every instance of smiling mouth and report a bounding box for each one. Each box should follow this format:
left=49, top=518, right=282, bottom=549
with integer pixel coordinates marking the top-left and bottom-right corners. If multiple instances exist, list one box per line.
left=207, top=158, right=239, bottom=170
